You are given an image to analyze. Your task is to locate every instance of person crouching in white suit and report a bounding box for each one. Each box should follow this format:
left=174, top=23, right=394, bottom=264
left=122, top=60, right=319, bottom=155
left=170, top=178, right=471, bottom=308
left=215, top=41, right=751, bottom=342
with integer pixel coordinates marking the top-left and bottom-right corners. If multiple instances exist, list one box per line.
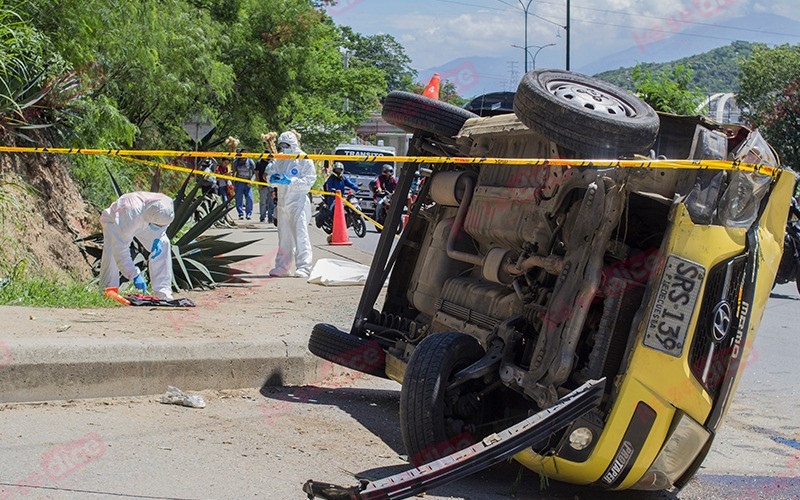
left=269, top=130, right=317, bottom=278
left=99, top=192, right=175, bottom=299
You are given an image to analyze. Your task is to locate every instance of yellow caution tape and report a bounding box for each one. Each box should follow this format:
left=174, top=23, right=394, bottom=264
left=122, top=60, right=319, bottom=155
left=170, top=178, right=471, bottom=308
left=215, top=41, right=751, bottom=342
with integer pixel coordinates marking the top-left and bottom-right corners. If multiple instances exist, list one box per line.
left=1, top=145, right=784, bottom=233
left=0, top=145, right=781, bottom=177
left=113, top=155, right=387, bottom=230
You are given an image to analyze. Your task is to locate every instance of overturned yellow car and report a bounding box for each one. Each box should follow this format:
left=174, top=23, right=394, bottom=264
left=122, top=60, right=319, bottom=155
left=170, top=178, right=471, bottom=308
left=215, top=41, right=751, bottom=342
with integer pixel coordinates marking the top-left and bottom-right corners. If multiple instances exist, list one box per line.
left=305, top=70, right=793, bottom=498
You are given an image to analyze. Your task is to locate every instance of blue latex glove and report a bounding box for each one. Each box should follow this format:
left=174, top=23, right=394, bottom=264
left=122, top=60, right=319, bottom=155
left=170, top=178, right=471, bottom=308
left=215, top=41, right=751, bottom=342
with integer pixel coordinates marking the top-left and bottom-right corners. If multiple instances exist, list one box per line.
left=150, top=238, right=163, bottom=259
left=133, top=274, right=147, bottom=293
left=270, top=173, right=291, bottom=185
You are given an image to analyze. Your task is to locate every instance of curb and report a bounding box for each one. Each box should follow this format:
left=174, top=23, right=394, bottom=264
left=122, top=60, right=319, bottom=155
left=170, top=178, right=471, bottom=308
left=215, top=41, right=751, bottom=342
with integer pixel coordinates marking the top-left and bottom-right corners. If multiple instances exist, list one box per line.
left=0, top=338, right=329, bottom=404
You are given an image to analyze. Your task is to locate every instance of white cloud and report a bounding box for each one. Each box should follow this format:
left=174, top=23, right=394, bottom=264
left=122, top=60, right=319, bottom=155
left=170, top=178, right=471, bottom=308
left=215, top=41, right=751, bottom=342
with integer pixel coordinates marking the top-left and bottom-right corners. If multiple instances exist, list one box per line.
left=387, top=12, right=527, bottom=67
left=334, top=1, right=800, bottom=71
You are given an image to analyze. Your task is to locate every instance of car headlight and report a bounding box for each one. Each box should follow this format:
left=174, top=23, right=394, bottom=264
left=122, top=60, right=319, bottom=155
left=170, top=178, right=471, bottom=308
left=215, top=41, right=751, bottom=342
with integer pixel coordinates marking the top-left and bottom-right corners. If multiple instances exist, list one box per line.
left=717, top=171, right=771, bottom=228
left=632, top=412, right=710, bottom=490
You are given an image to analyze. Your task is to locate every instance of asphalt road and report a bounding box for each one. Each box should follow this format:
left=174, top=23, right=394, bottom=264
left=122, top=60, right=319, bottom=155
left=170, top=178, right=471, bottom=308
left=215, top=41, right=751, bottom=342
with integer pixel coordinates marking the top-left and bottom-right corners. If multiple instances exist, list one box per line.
left=0, top=285, right=798, bottom=499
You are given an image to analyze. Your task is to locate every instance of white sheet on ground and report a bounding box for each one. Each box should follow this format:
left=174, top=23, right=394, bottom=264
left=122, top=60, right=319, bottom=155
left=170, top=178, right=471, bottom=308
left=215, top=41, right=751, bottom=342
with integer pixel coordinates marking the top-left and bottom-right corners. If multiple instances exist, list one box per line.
left=307, top=258, right=375, bottom=286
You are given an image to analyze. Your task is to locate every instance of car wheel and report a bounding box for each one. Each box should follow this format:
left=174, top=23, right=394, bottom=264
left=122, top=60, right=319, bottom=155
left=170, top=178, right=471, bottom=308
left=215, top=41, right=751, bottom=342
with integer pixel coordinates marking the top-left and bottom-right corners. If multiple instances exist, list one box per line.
left=382, top=91, right=478, bottom=139
left=400, top=332, right=489, bottom=466
left=308, top=323, right=388, bottom=378
left=513, top=69, right=660, bottom=157
left=352, top=215, right=367, bottom=238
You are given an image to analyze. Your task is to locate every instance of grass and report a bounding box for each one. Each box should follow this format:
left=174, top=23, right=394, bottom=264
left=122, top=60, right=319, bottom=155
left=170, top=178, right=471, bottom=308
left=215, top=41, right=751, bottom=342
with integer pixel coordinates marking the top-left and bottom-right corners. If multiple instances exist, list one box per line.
left=0, top=264, right=118, bottom=308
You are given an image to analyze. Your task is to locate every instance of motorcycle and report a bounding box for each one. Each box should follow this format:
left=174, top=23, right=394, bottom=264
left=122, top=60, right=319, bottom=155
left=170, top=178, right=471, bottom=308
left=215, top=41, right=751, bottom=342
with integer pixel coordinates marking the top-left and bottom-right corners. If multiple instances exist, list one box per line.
left=374, top=191, right=403, bottom=235
left=315, top=190, right=367, bottom=238
left=774, top=200, right=800, bottom=293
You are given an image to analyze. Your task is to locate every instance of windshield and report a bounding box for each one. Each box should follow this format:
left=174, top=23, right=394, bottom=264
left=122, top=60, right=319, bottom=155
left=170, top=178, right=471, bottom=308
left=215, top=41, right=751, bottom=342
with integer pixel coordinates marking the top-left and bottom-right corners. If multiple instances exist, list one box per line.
left=336, top=149, right=394, bottom=177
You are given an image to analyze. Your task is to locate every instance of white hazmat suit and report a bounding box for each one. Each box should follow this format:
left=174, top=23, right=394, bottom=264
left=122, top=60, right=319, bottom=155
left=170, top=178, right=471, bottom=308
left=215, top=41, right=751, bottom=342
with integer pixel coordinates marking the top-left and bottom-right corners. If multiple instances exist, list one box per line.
left=99, top=192, right=175, bottom=299
left=269, top=131, right=317, bottom=278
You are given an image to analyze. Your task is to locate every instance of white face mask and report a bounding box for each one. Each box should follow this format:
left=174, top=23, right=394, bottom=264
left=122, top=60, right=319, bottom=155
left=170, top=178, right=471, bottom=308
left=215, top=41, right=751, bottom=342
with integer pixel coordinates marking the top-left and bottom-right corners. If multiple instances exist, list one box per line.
left=149, top=223, right=165, bottom=232
left=282, top=148, right=293, bottom=155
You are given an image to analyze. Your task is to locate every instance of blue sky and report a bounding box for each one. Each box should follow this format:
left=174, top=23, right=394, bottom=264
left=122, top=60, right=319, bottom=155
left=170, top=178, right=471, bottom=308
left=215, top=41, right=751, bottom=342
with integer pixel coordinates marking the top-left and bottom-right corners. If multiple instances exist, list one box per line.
left=327, top=1, right=800, bottom=73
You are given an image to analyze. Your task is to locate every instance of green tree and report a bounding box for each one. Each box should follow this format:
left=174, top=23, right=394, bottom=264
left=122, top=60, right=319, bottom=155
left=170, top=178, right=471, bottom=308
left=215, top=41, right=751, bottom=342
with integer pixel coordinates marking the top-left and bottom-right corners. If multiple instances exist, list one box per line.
left=340, top=26, right=416, bottom=93
left=738, top=44, right=800, bottom=169
left=632, top=64, right=704, bottom=115
left=7, top=0, right=398, bottom=205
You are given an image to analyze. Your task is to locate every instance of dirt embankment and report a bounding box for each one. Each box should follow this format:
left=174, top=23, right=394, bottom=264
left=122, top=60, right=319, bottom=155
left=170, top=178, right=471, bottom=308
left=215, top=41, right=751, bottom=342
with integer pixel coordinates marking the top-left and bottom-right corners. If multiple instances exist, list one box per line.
left=0, top=151, right=95, bottom=279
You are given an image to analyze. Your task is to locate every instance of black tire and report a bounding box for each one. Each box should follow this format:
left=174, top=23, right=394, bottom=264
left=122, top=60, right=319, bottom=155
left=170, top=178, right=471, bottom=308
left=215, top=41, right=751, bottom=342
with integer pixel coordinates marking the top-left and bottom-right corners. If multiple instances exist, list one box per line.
left=321, top=218, right=333, bottom=235
left=794, top=260, right=800, bottom=296
left=382, top=91, right=478, bottom=139
left=514, top=69, right=660, bottom=157
left=352, top=214, right=367, bottom=238
left=308, top=323, right=388, bottom=378
left=400, top=332, right=487, bottom=466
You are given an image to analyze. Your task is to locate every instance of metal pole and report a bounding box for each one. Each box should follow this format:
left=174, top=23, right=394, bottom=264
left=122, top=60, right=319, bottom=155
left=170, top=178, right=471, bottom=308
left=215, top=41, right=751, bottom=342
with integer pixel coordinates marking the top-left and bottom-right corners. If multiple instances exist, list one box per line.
left=519, top=0, right=533, bottom=73
left=566, top=0, right=570, bottom=70
left=531, top=43, right=555, bottom=70
left=343, top=51, right=350, bottom=112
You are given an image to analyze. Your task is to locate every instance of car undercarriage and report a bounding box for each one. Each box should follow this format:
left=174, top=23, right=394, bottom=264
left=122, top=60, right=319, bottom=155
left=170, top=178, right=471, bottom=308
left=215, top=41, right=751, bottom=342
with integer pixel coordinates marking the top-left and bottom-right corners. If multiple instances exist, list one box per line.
left=306, top=69, right=792, bottom=497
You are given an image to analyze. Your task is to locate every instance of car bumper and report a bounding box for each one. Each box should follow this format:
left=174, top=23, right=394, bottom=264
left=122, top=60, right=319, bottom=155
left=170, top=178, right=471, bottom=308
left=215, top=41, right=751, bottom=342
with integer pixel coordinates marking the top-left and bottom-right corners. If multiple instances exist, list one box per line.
left=516, top=171, right=793, bottom=490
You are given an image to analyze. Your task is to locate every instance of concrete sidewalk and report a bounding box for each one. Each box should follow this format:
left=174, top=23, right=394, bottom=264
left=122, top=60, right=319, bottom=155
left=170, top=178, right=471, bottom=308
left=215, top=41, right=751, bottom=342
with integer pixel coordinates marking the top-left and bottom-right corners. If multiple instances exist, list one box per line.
left=0, top=222, right=378, bottom=403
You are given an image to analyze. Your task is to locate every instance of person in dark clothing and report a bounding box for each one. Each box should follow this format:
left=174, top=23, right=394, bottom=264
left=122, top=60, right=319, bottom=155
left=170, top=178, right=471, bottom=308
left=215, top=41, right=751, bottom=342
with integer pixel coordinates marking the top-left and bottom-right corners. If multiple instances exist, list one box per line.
left=374, top=164, right=398, bottom=224
left=233, top=149, right=255, bottom=219
left=256, top=157, right=275, bottom=223
left=316, top=162, right=359, bottom=228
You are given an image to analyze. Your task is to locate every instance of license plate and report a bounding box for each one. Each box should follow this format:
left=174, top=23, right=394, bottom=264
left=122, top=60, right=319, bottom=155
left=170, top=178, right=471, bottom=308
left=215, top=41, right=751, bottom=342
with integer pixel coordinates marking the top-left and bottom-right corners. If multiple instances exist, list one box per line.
left=643, top=255, right=705, bottom=357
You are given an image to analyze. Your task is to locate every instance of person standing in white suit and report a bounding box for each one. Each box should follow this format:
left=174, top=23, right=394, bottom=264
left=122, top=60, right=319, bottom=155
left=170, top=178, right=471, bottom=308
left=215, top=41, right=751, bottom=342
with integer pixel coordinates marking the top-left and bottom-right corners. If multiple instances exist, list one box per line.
left=269, top=130, right=317, bottom=278
left=99, top=192, right=175, bottom=299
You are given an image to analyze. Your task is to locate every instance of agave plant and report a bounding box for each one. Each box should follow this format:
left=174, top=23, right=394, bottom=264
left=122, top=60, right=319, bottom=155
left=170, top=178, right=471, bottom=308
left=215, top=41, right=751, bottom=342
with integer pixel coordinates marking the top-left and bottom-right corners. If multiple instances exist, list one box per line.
left=75, top=168, right=258, bottom=291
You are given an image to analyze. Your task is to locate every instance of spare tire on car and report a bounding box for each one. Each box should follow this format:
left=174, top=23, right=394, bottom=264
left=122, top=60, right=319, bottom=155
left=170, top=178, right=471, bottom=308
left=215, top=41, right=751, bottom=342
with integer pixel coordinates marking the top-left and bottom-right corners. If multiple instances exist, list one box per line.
left=382, top=91, right=478, bottom=139
left=513, top=69, right=660, bottom=158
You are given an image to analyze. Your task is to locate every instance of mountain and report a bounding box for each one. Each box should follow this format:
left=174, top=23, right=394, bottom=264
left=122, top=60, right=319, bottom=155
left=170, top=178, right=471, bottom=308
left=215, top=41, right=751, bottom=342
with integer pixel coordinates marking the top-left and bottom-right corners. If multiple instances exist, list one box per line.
left=594, top=41, right=758, bottom=93
left=417, top=57, right=518, bottom=98
left=417, top=13, right=800, bottom=97
left=578, top=13, right=800, bottom=76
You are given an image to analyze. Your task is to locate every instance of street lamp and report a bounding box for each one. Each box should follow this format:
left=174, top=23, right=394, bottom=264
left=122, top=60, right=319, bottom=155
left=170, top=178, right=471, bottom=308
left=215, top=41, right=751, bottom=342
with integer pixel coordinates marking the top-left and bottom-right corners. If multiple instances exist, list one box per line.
left=518, top=0, right=533, bottom=73
left=511, top=43, right=555, bottom=72
left=531, top=43, right=555, bottom=70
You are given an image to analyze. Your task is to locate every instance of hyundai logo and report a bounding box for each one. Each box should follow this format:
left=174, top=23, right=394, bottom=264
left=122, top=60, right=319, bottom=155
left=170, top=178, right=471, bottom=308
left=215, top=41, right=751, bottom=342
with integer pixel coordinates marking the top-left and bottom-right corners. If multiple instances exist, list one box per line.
left=712, top=301, right=732, bottom=342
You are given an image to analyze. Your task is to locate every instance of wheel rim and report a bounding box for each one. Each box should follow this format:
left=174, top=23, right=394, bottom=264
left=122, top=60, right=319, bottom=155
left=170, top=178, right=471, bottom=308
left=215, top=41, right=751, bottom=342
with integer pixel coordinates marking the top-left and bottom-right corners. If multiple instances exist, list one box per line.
left=547, top=80, right=636, bottom=118
left=353, top=217, right=366, bottom=237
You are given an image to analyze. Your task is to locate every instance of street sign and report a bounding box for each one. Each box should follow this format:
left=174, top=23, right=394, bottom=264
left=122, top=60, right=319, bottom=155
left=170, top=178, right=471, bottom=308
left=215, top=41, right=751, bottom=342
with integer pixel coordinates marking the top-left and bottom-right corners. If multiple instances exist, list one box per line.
left=182, top=116, right=215, bottom=143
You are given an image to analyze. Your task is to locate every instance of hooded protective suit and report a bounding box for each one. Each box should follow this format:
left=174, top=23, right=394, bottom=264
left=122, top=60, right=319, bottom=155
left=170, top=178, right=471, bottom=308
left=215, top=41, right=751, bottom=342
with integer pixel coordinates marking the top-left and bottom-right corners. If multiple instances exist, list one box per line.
left=99, top=192, right=175, bottom=299
left=269, top=131, right=317, bottom=277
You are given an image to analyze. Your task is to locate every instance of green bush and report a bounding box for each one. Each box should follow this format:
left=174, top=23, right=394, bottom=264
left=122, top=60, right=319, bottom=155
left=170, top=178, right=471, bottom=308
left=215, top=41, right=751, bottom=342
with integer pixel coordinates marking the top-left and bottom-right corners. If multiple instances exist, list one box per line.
left=0, top=262, right=117, bottom=308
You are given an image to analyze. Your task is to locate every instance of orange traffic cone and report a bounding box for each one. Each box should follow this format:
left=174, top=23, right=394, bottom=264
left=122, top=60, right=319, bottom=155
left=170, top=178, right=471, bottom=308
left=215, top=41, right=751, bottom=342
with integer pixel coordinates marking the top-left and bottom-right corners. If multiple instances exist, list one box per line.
left=422, top=73, right=440, bottom=100
left=329, top=190, right=352, bottom=246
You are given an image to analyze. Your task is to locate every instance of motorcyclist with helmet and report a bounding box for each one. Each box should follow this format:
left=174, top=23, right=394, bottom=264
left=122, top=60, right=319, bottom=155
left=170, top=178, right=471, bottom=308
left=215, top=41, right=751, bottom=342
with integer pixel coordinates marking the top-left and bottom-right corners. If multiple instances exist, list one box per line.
left=373, top=164, right=397, bottom=225
left=316, top=162, right=359, bottom=228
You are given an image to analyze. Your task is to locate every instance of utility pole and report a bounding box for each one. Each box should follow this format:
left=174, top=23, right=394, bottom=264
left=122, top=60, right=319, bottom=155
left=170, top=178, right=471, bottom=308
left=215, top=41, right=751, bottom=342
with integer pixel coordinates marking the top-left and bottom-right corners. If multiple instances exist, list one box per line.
left=518, top=0, right=533, bottom=73
left=565, top=0, right=570, bottom=70
left=507, top=61, right=519, bottom=91
left=343, top=50, right=350, bottom=112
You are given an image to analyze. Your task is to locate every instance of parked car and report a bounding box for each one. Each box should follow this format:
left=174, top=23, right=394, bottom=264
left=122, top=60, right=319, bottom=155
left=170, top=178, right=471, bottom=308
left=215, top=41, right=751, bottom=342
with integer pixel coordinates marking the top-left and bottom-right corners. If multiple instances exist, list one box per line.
left=305, top=70, right=794, bottom=497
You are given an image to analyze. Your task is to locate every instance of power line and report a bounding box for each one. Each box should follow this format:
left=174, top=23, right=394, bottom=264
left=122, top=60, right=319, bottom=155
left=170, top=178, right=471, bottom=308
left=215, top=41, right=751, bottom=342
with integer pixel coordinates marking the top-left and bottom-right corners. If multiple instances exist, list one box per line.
left=431, top=0, right=800, bottom=42
left=531, top=0, right=800, bottom=39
